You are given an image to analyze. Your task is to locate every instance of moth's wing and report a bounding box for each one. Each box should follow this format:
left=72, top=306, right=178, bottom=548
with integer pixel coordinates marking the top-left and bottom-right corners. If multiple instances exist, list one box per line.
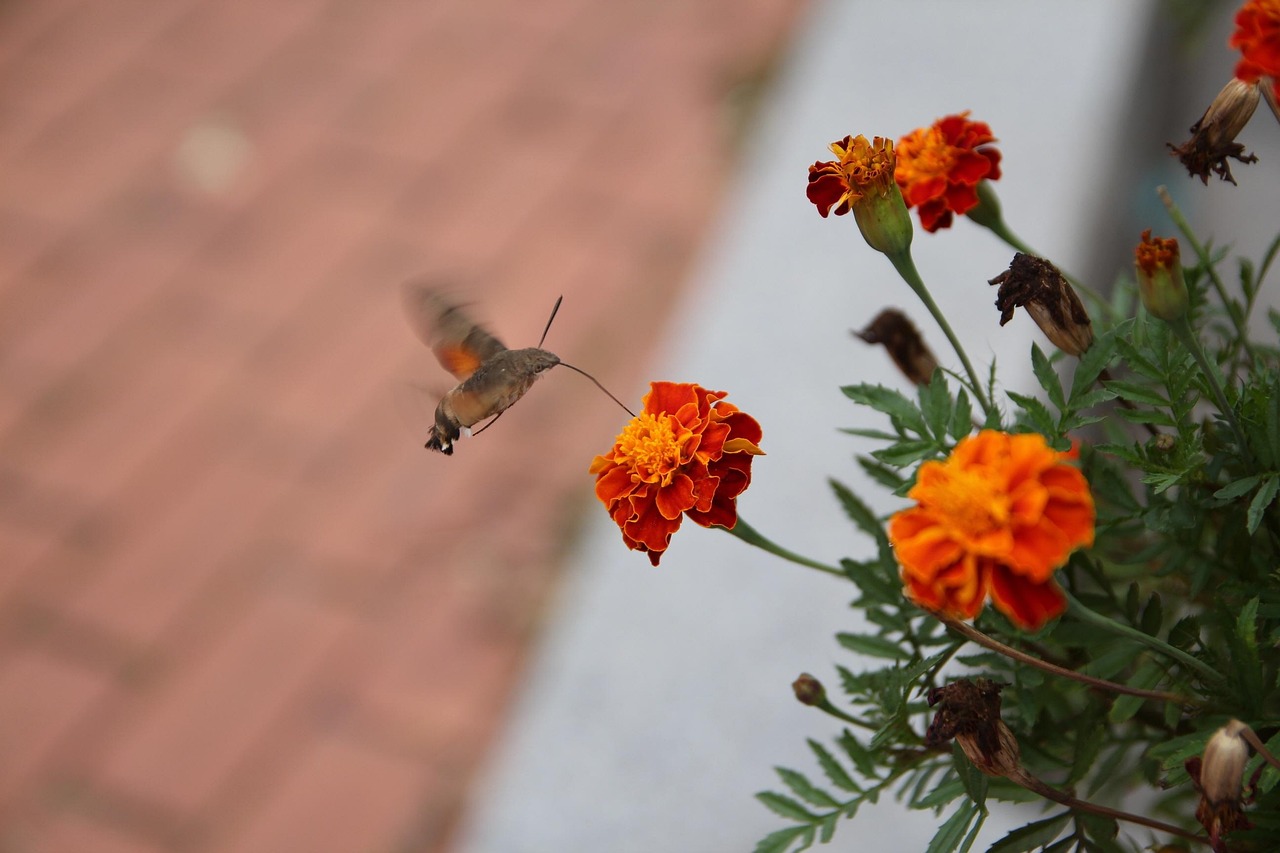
left=401, top=282, right=507, bottom=380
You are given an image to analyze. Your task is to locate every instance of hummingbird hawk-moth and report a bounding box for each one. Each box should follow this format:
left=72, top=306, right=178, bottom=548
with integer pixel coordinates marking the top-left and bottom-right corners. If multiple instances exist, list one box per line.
left=401, top=283, right=631, bottom=455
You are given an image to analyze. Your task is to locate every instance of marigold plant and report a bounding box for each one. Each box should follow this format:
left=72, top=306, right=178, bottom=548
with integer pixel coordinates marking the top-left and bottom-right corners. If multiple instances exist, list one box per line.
left=588, top=4, right=1280, bottom=851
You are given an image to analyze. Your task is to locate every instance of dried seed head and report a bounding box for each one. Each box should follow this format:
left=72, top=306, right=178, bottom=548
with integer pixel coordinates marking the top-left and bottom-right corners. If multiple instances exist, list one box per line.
left=855, top=309, right=939, bottom=385
left=1169, top=77, right=1261, bottom=185
left=989, top=254, right=1093, bottom=357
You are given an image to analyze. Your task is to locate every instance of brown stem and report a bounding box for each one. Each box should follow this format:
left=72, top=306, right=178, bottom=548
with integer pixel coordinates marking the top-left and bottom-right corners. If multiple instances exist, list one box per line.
left=1006, top=767, right=1209, bottom=846
left=1238, top=723, right=1280, bottom=771
left=934, top=612, right=1195, bottom=706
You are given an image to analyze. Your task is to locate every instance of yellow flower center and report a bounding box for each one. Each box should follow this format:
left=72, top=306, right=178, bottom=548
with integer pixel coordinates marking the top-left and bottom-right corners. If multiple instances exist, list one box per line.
left=930, top=468, right=1010, bottom=541
left=897, top=126, right=954, bottom=183
left=613, top=413, right=685, bottom=485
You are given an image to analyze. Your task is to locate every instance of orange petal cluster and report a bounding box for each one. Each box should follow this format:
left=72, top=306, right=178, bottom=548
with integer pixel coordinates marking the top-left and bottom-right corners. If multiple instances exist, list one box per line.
left=591, top=382, right=763, bottom=566
left=806, top=135, right=897, bottom=218
left=1230, top=0, right=1280, bottom=96
left=895, top=112, right=1002, bottom=233
left=888, top=431, right=1094, bottom=631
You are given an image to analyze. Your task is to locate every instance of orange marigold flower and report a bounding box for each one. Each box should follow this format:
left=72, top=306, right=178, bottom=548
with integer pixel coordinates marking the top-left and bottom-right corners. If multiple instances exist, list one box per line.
left=1230, top=0, right=1280, bottom=97
left=806, top=135, right=897, bottom=218
left=895, top=112, right=1002, bottom=233
left=591, top=381, right=764, bottom=566
left=888, top=431, right=1094, bottom=631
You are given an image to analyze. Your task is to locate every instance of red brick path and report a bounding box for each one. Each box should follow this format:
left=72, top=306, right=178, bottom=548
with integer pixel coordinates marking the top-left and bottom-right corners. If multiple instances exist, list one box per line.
left=0, top=0, right=805, bottom=849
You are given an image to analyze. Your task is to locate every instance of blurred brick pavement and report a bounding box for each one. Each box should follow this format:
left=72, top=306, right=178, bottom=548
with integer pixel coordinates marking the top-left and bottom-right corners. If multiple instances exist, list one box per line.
left=0, top=0, right=805, bottom=850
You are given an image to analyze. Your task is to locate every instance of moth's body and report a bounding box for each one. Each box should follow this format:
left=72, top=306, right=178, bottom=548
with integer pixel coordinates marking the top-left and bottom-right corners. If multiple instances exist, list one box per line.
left=403, top=283, right=563, bottom=455
left=429, top=347, right=559, bottom=453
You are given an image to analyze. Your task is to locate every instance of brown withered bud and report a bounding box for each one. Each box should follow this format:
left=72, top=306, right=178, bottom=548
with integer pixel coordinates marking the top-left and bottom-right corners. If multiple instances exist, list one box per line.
left=855, top=309, right=939, bottom=385
left=1185, top=719, right=1257, bottom=853
left=792, top=673, right=826, bottom=707
left=989, top=253, right=1094, bottom=357
left=1169, top=78, right=1261, bottom=185
left=926, top=679, right=1021, bottom=776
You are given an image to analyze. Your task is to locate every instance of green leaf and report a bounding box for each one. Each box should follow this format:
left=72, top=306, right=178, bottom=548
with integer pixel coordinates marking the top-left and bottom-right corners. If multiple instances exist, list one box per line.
left=949, top=389, right=973, bottom=439
left=1031, top=344, right=1065, bottom=411
left=807, top=739, right=859, bottom=793
left=774, top=768, right=840, bottom=808
left=920, top=372, right=953, bottom=441
left=1215, top=474, right=1263, bottom=500
left=842, top=384, right=928, bottom=436
left=755, top=791, right=819, bottom=822
left=754, top=825, right=814, bottom=853
left=1006, top=391, right=1055, bottom=434
left=1104, top=380, right=1170, bottom=407
left=1069, top=326, right=1118, bottom=402
left=872, top=439, right=939, bottom=467
left=986, top=812, right=1072, bottom=853
left=837, top=730, right=876, bottom=778
left=829, top=478, right=888, bottom=546
left=1108, top=659, right=1166, bottom=724
left=1247, top=476, right=1280, bottom=534
left=925, top=800, right=978, bottom=853
left=952, top=742, right=988, bottom=806
left=836, top=632, right=911, bottom=660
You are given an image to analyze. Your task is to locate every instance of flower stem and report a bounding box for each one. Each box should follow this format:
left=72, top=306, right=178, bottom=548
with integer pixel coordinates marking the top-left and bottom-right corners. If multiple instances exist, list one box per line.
left=1158, top=186, right=1259, bottom=364
left=885, top=249, right=996, bottom=421
left=934, top=611, right=1197, bottom=706
left=1168, top=315, right=1254, bottom=468
left=1064, top=592, right=1223, bottom=684
left=720, top=518, right=845, bottom=578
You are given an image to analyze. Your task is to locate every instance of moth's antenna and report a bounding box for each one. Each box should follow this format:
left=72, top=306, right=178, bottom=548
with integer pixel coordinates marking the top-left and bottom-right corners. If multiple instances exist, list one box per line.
left=537, top=295, right=563, bottom=348
left=559, top=362, right=636, bottom=417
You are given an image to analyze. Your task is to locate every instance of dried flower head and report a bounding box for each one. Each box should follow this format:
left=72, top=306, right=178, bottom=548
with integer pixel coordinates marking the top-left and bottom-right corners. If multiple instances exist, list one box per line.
left=889, top=431, right=1095, bottom=631
left=989, top=254, right=1094, bottom=357
left=895, top=112, right=1002, bottom=232
left=855, top=309, right=940, bottom=385
left=1169, top=77, right=1261, bottom=185
left=1186, top=720, right=1255, bottom=852
left=926, top=679, right=1022, bottom=777
left=591, top=382, right=763, bottom=566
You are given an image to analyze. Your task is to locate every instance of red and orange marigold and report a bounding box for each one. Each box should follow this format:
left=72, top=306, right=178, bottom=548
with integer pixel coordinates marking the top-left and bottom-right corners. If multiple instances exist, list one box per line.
left=1230, top=0, right=1280, bottom=97
left=591, top=382, right=764, bottom=566
left=895, top=112, right=1002, bottom=233
left=888, top=431, right=1094, bottom=631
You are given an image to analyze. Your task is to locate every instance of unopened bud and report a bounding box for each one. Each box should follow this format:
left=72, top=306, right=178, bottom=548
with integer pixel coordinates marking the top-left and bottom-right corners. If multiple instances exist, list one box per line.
left=989, top=254, right=1094, bottom=357
left=792, top=673, right=826, bottom=707
left=855, top=309, right=939, bottom=385
left=1135, top=230, right=1189, bottom=322
left=1168, top=77, right=1261, bottom=185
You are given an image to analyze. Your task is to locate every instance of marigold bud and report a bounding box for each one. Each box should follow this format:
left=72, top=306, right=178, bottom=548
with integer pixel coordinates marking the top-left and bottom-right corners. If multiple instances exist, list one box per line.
left=1168, top=77, right=1261, bottom=185
left=792, top=673, right=826, bottom=706
left=989, top=253, right=1094, bottom=357
left=855, top=309, right=939, bottom=385
left=1134, top=230, right=1188, bottom=322
left=807, top=135, right=913, bottom=257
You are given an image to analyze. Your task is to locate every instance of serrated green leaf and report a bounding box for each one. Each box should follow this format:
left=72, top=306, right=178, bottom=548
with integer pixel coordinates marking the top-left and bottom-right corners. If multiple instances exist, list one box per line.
left=920, top=373, right=952, bottom=441
left=986, top=812, right=1072, bottom=853
left=1215, top=474, right=1263, bottom=500
left=836, top=632, right=911, bottom=660
left=1247, top=476, right=1280, bottom=534
left=829, top=478, right=888, bottom=546
left=755, top=791, right=819, bottom=822
left=925, top=800, right=978, bottom=853
left=807, top=739, right=859, bottom=793
left=871, top=439, right=939, bottom=467
left=842, top=384, right=928, bottom=435
left=1069, top=328, right=1118, bottom=402
left=837, top=730, right=876, bottom=777
left=775, top=767, right=840, bottom=808
left=1104, top=380, right=1170, bottom=406
left=753, top=825, right=813, bottom=853
left=952, top=742, right=988, bottom=806
left=949, top=389, right=973, bottom=439
left=1108, top=659, right=1166, bottom=724
left=1031, top=344, right=1065, bottom=411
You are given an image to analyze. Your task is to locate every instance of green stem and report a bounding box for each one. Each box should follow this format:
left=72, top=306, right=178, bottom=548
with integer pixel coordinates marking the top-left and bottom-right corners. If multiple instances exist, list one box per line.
left=1064, top=591, right=1222, bottom=684
left=885, top=249, right=996, bottom=421
left=720, top=518, right=845, bottom=578
left=1158, top=186, right=1259, bottom=364
left=968, top=182, right=1113, bottom=317
left=1168, top=315, right=1254, bottom=467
